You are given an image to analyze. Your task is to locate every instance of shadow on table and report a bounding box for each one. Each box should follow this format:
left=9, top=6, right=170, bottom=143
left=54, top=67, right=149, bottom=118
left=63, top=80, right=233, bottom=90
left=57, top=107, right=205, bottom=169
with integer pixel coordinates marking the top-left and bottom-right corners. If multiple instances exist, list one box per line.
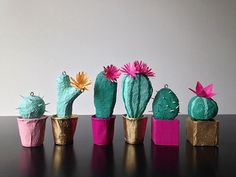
left=90, top=144, right=114, bottom=177
left=185, top=142, right=219, bottom=177
left=19, top=145, right=46, bottom=177
left=151, top=142, right=179, bottom=176
left=123, top=143, right=147, bottom=177
left=52, top=145, right=77, bottom=177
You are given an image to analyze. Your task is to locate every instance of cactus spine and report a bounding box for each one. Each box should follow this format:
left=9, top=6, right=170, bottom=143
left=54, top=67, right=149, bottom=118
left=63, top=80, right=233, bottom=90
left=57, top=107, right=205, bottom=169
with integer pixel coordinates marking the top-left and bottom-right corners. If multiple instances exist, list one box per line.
left=152, top=85, right=179, bottom=120
left=19, top=92, right=46, bottom=119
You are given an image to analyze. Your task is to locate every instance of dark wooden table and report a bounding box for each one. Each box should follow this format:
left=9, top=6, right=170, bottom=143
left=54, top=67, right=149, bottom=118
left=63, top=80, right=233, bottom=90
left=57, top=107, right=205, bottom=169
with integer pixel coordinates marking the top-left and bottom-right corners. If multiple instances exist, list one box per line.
left=0, top=115, right=235, bottom=177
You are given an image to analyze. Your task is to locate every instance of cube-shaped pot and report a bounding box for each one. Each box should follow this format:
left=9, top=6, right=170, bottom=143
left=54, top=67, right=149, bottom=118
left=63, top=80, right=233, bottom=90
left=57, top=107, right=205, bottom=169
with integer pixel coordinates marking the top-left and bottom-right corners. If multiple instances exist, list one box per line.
left=186, top=117, right=219, bottom=146
left=151, top=117, right=179, bottom=146
left=91, top=115, right=115, bottom=145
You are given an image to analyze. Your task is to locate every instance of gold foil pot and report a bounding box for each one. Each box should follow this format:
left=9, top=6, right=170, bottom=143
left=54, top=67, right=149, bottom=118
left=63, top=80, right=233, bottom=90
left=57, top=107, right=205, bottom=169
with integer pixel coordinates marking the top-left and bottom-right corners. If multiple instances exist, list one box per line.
left=123, top=115, right=147, bottom=144
left=186, top=117, right=219, bottom=146
left=51, top=115, right=78, bottom=145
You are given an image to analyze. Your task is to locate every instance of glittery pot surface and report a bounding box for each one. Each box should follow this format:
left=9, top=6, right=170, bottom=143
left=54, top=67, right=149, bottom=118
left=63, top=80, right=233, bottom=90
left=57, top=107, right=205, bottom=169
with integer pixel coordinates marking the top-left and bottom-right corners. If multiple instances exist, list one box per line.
left=123, top=116, right=147, bottom=144
left=186, top=117, right=219, bottom=146
left=51, top=115, right=78, bottom=145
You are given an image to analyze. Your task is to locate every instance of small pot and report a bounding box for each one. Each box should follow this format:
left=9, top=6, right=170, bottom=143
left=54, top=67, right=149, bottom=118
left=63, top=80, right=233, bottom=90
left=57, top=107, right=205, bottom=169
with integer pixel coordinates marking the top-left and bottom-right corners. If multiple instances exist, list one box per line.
left=91, top=115, right=115, bottom=145
left=151, top=117, right=179, bottom=146
left=17, top=115, right=48, bottom=147
left=51, top=115, right=78, bottom=145
left=123, top=115, right=147, bottom=144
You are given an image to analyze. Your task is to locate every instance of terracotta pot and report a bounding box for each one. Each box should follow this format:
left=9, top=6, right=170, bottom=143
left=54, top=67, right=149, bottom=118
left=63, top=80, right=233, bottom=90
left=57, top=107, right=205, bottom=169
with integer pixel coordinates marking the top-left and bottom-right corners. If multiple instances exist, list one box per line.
left=17, top=115, right=47, bottom=147
left=123, top=115, right=147, bottom=144
left=51, top=115, right=78, bottom=145
left=91, top=115, right=115, bottom=145
left=151, top=117, right=179, bottom=146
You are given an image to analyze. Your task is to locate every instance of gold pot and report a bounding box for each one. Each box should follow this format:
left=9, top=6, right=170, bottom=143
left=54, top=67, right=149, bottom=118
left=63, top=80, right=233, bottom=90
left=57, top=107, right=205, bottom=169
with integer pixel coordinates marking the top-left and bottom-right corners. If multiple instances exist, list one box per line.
left=186, top=117, right=219, bottom=146
left=51, top=115, right=78, bottom=145
left=123, top=115, right=148, bottom=144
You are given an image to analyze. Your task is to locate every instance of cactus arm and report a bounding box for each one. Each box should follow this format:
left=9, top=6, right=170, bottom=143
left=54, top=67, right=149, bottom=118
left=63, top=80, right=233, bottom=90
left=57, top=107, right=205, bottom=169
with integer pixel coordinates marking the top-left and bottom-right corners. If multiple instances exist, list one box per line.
left=94, top=72, right=117, bottom=118
left=56, top=73, right=81, bottom=118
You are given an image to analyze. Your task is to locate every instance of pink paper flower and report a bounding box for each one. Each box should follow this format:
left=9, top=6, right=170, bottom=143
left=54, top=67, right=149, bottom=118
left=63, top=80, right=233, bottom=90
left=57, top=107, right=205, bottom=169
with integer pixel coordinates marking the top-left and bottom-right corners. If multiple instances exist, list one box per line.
left=189, top=81, right=216, bottom=98
left=103, top=65, right=121, bottom=82
left=121, top=60, right=155, bottom=78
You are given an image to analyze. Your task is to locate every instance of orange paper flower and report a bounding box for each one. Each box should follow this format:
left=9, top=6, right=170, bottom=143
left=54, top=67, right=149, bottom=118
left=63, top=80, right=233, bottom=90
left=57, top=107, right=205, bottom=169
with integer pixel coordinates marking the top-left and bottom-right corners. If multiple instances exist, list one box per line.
left=70, top=72, right=92, bottom=91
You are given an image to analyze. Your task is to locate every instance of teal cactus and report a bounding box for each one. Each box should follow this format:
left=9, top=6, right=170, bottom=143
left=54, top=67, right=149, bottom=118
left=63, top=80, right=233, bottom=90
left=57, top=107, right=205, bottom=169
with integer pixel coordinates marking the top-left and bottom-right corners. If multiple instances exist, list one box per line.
left=56, top=71, right=91, bottom=118
left=94, top=65, right=121, bottom=118
left=18, top=92, right=47, bottom=119
left=152, top=85, right=179, bottom=120
left=188, top=81, right=218, bottom=120
left=188, top=96, right=218, bottom=120
left=121, top=61, right=154, bottom=118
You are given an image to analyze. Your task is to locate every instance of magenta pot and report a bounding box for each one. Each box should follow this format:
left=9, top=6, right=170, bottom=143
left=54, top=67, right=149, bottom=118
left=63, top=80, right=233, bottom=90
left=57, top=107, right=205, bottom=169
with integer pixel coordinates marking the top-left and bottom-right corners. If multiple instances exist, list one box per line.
left=91, top=115, right=115, bottom=145
left=151, top=117, right=179, bottom=146
left=17, top=116, right=48, bottom=147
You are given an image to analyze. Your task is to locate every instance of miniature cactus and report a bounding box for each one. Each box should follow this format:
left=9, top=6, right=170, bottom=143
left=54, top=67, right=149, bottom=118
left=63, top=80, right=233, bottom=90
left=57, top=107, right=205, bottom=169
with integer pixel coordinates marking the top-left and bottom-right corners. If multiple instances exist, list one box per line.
left=94, top=65, right=121, bottom=118
left=18, top=92, right=47, bottom=119
left=152, top=85, right=179, bottom=120
left=56, top=71, right=91, bottom=118
left=121, top=61, right=154, bottom=118
left=188, top=81, right=218, bottom=120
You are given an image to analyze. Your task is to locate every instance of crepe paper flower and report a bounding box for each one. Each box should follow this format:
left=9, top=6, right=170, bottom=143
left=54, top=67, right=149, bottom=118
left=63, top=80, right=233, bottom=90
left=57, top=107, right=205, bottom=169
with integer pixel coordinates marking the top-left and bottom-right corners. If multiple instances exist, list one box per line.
left=120, top=62, right=137, bottom=78
left=70, top=72, right=92, bottom=91
left=121, top=60, right=155, bottom=78
left=103, top=65, right=121, bottom=82
left=134, top=60, right=155, bottom=77
left=189, top=81, right=216, bottom=98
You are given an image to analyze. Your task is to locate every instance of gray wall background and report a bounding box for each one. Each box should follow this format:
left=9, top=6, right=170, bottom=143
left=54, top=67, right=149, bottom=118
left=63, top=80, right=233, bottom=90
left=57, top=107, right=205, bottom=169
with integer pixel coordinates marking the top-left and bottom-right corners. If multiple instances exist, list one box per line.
left=0, top=0, right=236, bottom=116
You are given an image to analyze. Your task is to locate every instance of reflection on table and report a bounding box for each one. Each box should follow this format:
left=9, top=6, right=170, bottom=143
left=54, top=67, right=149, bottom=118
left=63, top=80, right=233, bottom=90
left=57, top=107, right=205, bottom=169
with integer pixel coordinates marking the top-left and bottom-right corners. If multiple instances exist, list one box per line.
left=19, top=146, right=46, bottom=177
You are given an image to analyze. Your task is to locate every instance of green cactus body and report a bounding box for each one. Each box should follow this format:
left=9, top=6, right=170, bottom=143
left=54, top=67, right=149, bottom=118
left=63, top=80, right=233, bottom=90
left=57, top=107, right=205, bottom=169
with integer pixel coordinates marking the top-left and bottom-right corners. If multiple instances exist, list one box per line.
left=94, top=72, right=117, bottom=118
left=19, top=93, right=46, bottom=119
left=56, top=73, right=81, bottom=118
left=188, top=96, right=218, bottom=120
left=122, top=74, right=153, bottom=118
left=152, top=86, right=179, bottom=120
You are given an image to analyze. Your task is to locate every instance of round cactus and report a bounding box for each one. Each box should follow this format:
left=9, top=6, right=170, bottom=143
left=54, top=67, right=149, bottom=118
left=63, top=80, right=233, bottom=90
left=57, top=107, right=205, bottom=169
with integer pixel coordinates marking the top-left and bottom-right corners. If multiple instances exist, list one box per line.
left=188, top=96, right=218, bottom=120
left=19, top=92, right=46, bottom=119
left=94, top=65, right=120, bottom=118
left=121, top=61, right=154, bottom=118
left=152, top=85, right=179, bottom=120
left=188, top=81, right=218, bottom=120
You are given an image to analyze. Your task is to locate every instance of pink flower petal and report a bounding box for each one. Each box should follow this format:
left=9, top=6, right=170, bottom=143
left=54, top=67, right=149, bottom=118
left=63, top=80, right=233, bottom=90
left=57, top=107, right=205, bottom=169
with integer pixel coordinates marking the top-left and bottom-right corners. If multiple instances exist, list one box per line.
left=189, top=81, right=216, bottom=98
left=103, top=65, right=121, bottom=82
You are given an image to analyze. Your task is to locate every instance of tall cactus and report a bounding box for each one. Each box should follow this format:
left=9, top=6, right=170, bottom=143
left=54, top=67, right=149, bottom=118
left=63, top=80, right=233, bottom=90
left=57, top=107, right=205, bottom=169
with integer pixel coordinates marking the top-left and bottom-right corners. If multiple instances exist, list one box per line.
left=18, top=92, right=47, bottom=119
left=94, top=65, right=121, bottom=118
left=188, top=81, right=218, bottom=120
left=121, top=61, right=154, bottom=118
left=152, top=85, right=179, bottom=120
left=56, top=71, right=91, bottom=118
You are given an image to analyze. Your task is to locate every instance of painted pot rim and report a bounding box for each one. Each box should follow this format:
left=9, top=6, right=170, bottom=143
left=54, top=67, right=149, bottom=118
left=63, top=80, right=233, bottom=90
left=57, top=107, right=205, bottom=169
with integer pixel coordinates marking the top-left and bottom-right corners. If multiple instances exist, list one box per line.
left=122, top=114, right=147, bottom=120
left=152, top=116, right=178, bottom=121
left=92, top=115, right=116, bottom=120
left=51, top=115, right=78, bottom=120
left=188, top=116, right=218, bottom=122
left=17, top=115, right=48, bottom=121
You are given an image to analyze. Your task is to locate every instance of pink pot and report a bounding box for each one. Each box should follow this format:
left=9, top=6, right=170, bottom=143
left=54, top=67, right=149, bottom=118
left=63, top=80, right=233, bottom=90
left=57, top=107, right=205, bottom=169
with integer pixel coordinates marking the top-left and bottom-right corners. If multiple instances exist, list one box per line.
left=17, top=116, right=47, bottom=147
left=91, top=115, right=115, bottom=145
left=151, top=117, right=179, bottom=146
